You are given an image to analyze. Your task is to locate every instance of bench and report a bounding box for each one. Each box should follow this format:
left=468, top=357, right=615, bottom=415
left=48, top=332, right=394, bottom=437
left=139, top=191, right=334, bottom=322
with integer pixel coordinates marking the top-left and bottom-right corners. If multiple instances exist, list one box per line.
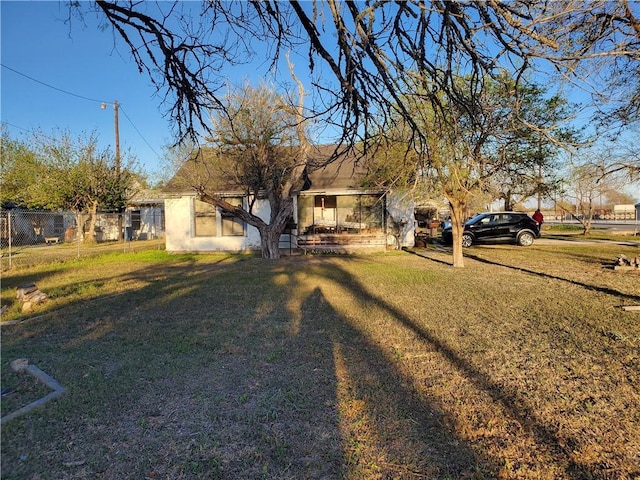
left=44, top=237, right=60, bottom=245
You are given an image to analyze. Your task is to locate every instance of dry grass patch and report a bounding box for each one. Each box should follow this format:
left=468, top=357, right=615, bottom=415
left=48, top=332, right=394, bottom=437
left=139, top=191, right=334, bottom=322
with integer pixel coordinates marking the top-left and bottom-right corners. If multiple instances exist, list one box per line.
left=1, top=245, right=639, bottom=479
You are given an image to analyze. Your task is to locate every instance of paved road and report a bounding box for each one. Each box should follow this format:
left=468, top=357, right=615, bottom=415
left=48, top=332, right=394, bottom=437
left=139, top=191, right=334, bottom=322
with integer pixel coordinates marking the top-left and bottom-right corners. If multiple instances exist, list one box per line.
left=535, top=236, right=640, bottom=247
left=546, top=220, right=639, bottom=232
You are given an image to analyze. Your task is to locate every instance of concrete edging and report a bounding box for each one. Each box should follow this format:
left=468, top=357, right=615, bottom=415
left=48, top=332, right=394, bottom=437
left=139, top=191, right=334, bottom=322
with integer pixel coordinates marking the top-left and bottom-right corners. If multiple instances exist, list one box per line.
left=1, top=359, right=66, bottom=424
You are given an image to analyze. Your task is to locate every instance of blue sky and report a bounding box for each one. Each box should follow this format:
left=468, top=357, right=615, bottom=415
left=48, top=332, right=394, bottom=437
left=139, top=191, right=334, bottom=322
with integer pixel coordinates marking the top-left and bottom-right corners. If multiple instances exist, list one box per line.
left=2, top=1, right=637, bottom=199
left=1, top=1, right=175, bottom=180
left=1, top=1, right=329, bottom=182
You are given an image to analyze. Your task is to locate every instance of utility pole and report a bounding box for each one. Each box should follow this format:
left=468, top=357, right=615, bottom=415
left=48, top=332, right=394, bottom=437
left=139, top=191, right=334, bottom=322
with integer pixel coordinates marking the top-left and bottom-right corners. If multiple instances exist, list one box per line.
left=114, top=100, right=120, bottom=177
left=537, top=162, right=542, bottom=211
left=537, top=135, right=543, bottom=211
left=102, top=100, right=123, bottom=241
left=113, top=100, right=123, bottom=242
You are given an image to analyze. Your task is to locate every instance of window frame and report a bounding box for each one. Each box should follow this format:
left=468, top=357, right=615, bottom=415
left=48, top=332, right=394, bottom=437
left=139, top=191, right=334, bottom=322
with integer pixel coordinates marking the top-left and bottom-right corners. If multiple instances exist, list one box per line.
left=192, top=197, right=246, bottom=238
left=193, top=199, right=218, bottom=237
left=220, top=197, right=246, bottom=236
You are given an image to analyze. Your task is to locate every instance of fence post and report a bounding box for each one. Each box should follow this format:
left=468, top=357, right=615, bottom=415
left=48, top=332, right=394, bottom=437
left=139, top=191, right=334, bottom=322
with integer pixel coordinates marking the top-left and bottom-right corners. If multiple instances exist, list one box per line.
left=76, top=212, right=81, bottom=258
left=8, top=211, right=12, bottom=269
left=123, top=212, right=127, bottom=253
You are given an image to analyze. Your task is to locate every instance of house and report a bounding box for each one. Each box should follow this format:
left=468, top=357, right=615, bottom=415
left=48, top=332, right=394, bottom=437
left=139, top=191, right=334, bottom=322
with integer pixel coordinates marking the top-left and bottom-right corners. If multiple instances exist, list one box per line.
left=162, top=145, right=416, bottom=254
left=124, top=188, right=166, bottom=240
left=0, top=208, right=73, bottom=246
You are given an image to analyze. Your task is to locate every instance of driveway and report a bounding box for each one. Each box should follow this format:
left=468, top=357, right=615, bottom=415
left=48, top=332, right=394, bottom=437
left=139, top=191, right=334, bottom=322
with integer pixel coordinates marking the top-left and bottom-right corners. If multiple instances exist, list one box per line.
left=428, top=237, right=639, bottom=249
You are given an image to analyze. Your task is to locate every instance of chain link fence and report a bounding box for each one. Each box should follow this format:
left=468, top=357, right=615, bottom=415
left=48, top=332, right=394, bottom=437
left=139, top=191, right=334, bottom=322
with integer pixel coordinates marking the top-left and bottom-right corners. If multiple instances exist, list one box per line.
left=1, top=209, right=165, bottom=269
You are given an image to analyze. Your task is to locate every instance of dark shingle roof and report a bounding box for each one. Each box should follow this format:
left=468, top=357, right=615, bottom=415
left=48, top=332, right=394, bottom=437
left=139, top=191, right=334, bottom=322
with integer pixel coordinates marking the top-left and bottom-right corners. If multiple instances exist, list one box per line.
left=163, top=144, right=369, bottom=195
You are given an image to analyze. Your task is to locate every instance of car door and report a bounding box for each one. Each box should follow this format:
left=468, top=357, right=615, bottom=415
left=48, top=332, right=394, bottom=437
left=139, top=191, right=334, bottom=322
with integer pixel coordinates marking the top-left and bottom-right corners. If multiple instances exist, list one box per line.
left=471, top=214, right=499, bottom=241
left=494, top=213, right=516, bottom=240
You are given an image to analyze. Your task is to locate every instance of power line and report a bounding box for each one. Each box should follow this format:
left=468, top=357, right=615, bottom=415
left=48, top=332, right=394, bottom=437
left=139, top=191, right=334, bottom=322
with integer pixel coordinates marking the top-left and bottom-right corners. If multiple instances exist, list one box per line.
left=1, top=63, right=163, bottom=161
left=2, top=122, right=32, bottom=134
left=2, top=63, right=105, bottom=104
left=118, top=105, right=162, bottom=160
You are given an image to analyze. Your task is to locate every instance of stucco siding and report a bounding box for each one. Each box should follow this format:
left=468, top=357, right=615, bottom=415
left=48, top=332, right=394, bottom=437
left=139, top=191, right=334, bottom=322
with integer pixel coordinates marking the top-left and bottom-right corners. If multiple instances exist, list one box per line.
left=165, top=196, right=267, bottom=253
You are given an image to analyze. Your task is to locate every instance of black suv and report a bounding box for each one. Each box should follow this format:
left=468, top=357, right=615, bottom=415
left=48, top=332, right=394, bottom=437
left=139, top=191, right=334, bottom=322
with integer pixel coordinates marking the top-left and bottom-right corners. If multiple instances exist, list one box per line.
left=441, top=212, right=540, bottom=247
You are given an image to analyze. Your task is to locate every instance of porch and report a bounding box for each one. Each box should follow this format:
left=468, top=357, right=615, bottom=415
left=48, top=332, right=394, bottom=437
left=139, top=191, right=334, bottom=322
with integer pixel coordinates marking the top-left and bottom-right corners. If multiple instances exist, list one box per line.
left=296, top=232, right=387, bottom=253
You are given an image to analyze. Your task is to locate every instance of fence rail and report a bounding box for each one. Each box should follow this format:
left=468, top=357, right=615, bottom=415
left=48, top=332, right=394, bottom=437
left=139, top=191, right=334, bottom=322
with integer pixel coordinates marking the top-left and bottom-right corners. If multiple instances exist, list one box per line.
left=1, top=209, right=165, bottom=269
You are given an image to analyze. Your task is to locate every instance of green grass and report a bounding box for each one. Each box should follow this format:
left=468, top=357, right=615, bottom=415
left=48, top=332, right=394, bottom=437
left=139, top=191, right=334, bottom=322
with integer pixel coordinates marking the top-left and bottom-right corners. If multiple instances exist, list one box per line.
left=1, top=243, right=639, bottom=479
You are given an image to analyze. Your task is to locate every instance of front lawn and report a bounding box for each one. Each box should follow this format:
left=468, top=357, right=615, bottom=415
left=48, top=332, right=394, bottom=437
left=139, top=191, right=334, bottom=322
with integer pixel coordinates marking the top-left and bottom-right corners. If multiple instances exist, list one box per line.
left=1, top=244, right=639, bottom=479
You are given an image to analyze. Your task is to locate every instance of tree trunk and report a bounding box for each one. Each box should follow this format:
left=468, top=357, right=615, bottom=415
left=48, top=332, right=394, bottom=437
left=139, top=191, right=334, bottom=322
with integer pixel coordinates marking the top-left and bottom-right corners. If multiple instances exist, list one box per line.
left=260, top=189, right=296, bottom=259
left=503, top=192, right=512, bottom=211
left=582, top=198, right=594, bottom=235
left=85, top=200, right=99, bottom=243
left=448, top=198, right=466, bottom=268
left=260, top=224, right=285, bottom=259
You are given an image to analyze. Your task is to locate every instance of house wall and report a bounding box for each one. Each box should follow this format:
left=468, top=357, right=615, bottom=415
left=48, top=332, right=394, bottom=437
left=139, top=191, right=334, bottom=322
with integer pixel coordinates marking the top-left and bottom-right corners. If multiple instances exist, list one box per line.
left=126, top=206, right=165, bottom=240
left=165, top=191, right=417, bottom=253
left=165, top=196, right=265, bottom=253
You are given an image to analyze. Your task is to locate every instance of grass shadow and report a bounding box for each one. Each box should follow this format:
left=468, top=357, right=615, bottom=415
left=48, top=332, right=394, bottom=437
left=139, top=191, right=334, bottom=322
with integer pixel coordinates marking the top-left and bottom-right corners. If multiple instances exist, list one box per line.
left=2, top=254, right=637, bottom=478
left=303, top=286, right=483, bottom=478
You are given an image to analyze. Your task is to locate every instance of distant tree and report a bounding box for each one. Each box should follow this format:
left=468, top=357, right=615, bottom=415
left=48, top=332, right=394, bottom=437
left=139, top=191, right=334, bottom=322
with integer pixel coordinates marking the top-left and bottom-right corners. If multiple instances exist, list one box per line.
left=559, top=154, right=630, bottom=234
left=0, top=130, right=39, bottom=209
left=484, top=82, right=578, bottom=211
left=603, top=189, right=636, bottom=207
left=1, top=129, right=138, bottom=241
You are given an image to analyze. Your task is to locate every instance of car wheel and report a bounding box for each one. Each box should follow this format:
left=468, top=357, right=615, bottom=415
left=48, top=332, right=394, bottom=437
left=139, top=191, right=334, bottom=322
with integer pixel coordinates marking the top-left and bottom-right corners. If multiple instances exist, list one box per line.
left=517, top=231, right=535, bottom=246
left=461, top=233, right=473, bottom=248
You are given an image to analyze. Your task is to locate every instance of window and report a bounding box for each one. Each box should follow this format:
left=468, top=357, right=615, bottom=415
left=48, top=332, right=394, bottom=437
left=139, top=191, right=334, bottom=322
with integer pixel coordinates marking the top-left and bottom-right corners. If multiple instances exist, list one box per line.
left=298, top=193, right=385, bottom=234
left=221, top=197, right=245, bottom=236
left=360, top=195, right=384, bottom=232
left=131, top=210, right=141, bottom=231
left=194, top=197, right=246, bottom=237
left=194, top=200, right=217, bottom=236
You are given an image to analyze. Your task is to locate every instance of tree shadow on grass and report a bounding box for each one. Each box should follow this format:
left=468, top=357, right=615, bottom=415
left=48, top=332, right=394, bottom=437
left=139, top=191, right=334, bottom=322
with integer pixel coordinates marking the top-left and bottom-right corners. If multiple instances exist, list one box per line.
left=1, top=254, right=624, bottom=479
left=463, top=252, right=640, bottom=302
left=1, top=256, right=486, bottom=479
left=320, top=260, right=611, bottom=480
left=406, top=247, right=640, bottom=302
left=301, top=286, right=482, bottom=478
left=2, top=258, right=342, bottom=478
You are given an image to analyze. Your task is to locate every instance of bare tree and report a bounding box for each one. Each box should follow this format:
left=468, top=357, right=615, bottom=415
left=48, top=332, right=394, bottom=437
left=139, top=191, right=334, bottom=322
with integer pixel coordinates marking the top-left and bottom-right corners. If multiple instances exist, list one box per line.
left=91, top=1, right=639, bottom=145
left=172, top=80, right=310, bottom=259
left=593, top=127, right=640, bottom=182
left=559, top=152, right=632, bottom=234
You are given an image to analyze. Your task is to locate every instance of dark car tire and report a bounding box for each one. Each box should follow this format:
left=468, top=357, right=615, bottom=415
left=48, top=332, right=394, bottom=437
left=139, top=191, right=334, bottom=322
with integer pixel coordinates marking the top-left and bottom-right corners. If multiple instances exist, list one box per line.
left=517, top=231, right=535, bottom=246
left=461, top=233, right=474, bottom=248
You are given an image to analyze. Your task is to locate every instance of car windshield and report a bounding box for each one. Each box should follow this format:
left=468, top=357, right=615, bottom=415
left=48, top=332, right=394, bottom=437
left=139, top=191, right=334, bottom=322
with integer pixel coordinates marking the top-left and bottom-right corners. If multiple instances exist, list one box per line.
left=465, top=213, right=488, bottom=226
